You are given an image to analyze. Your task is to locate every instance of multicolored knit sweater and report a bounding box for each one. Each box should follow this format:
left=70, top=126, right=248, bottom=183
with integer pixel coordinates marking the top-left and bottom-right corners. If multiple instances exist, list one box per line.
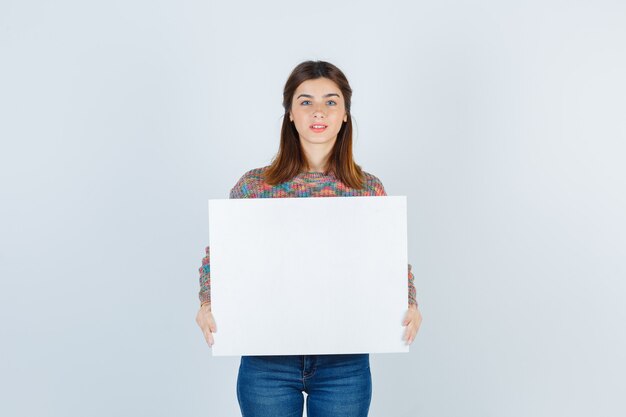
left=198, top=166, right=418, bottom=307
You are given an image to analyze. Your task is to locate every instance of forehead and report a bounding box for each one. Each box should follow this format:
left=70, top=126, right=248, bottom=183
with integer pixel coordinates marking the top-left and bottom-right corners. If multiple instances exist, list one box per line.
left=293, top=78, right=342, bottom=97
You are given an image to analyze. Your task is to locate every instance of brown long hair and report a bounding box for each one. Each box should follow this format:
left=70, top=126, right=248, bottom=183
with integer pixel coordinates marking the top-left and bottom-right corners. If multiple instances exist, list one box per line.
left=264, top=60, right=365, bottom=189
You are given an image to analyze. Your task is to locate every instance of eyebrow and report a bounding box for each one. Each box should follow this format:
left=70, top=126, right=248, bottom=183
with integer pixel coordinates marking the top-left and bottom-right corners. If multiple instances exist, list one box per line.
left=296, top=93, right=341, bottom=99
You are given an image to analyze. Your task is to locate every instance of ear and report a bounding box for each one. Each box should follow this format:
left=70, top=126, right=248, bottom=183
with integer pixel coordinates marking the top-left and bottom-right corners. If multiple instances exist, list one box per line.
left=343, top=114, right=348, bottom=122
left=289, top=112, right=293, bottom=122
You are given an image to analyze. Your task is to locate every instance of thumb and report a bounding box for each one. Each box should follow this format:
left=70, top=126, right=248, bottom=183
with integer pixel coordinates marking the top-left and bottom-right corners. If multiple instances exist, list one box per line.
left=402, top=310, right=410, bottom=326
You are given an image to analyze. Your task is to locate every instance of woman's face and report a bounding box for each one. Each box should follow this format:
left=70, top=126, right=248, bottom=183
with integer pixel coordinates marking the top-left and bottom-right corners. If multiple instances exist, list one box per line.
left=289, top=77, right=348, bottom=148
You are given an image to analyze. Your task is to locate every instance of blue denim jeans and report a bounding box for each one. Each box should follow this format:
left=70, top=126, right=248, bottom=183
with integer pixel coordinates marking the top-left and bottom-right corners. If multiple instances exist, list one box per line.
left=237, top=354, right=372, bottom=417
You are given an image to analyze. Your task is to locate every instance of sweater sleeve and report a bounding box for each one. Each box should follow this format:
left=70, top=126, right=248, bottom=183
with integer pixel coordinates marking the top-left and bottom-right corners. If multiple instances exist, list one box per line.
left=198, top=245, right=211, bottom=305
left=198, top=169, right=419, bottom=308
left=408, top=263, right=418, bottom=307
left=200, top=251, right=418, bottom=306
left=198, top=177, right=243, bottom=304
left=198, top=171, right=252, bottom=305
left=368, top=173, right=419, bottom=308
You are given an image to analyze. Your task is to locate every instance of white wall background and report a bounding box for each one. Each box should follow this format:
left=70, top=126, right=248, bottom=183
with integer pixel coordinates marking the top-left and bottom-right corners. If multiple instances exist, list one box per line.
left=1, top=1, right=625, bottom=416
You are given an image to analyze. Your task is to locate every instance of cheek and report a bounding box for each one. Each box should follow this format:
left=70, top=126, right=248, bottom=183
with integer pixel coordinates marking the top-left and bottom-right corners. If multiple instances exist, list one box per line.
left=330, top=110, right=346, bottom=124
left=329, top=106, right=346, bottom=116
left=291, top=114, right=309, bottom=133
left=293, top=116, right=308, bottom=128
left=291, top=108, right=306, bottom=122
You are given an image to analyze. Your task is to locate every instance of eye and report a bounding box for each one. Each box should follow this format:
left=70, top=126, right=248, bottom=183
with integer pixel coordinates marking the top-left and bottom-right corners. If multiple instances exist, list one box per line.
left=300, top=100, right=311, bottom=105
left=327, top=100, right=337, bottom=106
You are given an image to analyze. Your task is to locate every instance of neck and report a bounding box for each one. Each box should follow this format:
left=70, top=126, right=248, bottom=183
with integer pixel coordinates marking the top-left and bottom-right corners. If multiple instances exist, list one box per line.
left=300, top=138, right=335, bottom=172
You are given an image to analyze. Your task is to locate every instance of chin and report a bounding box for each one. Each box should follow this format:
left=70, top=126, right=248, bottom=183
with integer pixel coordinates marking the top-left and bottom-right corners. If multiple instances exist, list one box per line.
left=302, top=137, right=335, bottom=146
left=303, top=132, right=339, bottom=143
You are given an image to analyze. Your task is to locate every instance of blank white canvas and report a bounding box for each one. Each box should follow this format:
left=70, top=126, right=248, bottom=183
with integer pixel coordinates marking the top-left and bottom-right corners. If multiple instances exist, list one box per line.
left=208, top=196, right=409, bottom=356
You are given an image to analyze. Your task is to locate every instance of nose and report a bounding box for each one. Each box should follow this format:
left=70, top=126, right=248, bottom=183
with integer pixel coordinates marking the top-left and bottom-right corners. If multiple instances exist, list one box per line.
left=312, top=103, right=325, bottom=118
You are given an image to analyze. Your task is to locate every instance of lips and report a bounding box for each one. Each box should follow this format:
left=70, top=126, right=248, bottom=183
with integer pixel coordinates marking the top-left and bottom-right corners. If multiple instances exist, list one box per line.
left=309, top=124, right=328, bottom=132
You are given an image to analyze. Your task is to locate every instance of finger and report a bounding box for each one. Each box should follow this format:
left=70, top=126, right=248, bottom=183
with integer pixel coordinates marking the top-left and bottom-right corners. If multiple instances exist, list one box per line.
left=204, top=330, right=214, bottom=347
left=404, top=329, right=413, bottom=345
left=402, top=310, right=411, bottom=326
left=414, top=315, right=423, bottom=333
left=209, top=316, right=217, bottom=333
left=408, top=321, right=421, bottom=344
left=407, top=326, right=415, bottom=345
left=402, top=326, right=411, bottom=342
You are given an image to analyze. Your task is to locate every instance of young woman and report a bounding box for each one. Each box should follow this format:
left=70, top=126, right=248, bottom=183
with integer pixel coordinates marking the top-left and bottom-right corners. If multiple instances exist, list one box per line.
left=196, top=60, right=423, bottom=417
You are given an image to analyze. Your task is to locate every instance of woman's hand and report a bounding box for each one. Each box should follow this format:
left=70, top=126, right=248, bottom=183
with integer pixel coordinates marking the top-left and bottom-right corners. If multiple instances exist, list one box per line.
left=402, top=304, right=422, bottom=345
left=196, top=303, right=217, bottom=347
